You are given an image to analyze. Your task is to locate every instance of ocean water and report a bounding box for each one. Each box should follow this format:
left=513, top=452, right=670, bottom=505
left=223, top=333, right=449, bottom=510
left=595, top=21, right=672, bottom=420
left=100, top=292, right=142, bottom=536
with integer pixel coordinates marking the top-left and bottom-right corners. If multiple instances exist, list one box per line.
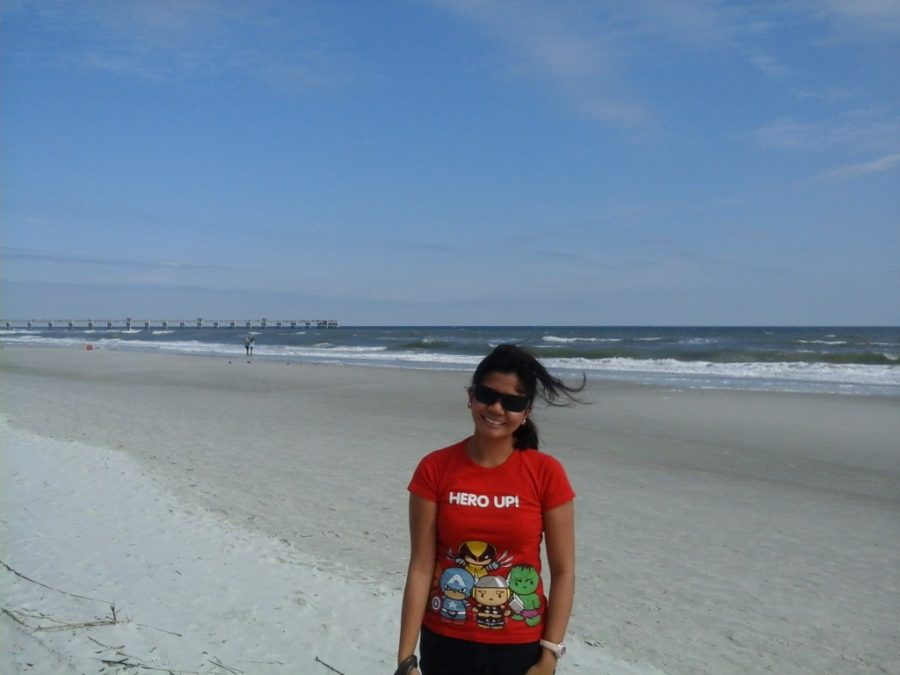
left=2, top=325, right=899, bottom=397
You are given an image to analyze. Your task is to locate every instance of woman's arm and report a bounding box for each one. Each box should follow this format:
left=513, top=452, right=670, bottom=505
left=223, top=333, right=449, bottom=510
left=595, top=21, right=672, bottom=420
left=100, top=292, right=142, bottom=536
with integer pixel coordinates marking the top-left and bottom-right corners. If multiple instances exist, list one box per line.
left=397, top=493, right=437, bottom=670
left=529, top=499, right=575, bottom=675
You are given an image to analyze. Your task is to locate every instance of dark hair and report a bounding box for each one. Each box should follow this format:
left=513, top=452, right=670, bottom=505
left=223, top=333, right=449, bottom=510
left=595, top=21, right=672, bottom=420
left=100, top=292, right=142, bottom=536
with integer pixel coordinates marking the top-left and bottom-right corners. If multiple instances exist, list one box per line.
left=471, top=343, right=585, bottom=450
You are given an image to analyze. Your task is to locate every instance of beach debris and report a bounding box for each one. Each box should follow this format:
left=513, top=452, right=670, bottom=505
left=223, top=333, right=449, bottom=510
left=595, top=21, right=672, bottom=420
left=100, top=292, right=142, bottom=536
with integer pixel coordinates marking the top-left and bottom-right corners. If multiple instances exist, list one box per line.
left=315, top=655, right=346, bottom=674
left=207, top=655, right=242, bottom=673
left=1, top=559, right=188, bottom=673
left=2, top=558, right=115, bottom=606
left=3, top=606, right=118, bottom=632
left=92, top=641, right=199, bottom=674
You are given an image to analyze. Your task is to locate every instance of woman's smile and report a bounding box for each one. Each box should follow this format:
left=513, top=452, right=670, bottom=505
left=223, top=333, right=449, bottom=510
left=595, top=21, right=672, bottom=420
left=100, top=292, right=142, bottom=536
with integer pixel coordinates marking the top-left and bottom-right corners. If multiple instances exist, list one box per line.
left=479, top=412, right=507, bottom=427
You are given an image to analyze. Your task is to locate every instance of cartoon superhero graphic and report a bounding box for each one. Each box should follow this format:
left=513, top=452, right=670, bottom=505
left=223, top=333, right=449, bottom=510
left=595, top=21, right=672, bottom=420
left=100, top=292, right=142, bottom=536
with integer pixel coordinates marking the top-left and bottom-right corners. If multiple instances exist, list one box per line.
left=448, top=540, right=513, bottom=579
left=472, top=575, right=512, bottom=629
left=431, top=567, right=475, bottom=624
left=507, top=564, right=543, bottom=627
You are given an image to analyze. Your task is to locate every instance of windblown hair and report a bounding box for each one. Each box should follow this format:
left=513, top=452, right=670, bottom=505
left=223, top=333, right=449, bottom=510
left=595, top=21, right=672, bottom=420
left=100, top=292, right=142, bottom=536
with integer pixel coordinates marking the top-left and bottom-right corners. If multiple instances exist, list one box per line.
left=471, top=343, right=586, bottom=450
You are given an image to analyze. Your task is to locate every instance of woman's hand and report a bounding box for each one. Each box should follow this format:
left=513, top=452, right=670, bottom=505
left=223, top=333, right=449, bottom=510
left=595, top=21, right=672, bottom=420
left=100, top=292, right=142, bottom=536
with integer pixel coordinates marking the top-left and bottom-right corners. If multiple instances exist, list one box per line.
left=393, top=652, right=420, bottom=675
left=525, top=651, right=558, bottom=675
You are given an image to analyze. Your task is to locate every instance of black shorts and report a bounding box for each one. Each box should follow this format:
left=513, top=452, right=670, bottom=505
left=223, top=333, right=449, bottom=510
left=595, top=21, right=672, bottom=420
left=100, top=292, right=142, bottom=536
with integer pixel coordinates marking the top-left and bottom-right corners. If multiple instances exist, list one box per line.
left=419, top=626, right=542, bottom=675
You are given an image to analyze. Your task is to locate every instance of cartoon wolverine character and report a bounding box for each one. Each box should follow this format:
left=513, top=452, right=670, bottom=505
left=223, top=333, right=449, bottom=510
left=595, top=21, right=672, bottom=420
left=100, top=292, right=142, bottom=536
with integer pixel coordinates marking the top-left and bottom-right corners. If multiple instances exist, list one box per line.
left=448, top=540, right=513, bottom=579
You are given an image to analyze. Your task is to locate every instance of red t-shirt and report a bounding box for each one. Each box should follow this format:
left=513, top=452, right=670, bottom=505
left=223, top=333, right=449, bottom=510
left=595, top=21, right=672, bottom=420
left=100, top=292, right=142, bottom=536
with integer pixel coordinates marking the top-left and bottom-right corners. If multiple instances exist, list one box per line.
left=408, top=439, right=575, bottom=644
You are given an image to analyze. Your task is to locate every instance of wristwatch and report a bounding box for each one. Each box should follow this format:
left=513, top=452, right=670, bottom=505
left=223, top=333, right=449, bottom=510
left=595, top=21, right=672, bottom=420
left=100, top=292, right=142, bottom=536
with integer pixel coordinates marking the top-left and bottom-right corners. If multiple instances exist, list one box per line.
left=539, top=639, right=567, bottom=658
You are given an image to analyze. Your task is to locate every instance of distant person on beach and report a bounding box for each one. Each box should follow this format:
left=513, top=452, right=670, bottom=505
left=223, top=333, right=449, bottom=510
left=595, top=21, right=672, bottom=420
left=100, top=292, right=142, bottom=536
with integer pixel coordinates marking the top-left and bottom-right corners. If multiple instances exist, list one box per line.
left=396, top=344, right=584, bottom=675
left=244, top=337, right=251, bottom=355
left=249, top=337, right=255, bottom=355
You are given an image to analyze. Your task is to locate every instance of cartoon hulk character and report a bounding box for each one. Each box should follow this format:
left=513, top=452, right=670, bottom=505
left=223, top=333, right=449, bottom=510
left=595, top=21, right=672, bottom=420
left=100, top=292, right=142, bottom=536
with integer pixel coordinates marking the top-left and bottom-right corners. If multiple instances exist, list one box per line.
left=507, top=564, right=543, bottom=627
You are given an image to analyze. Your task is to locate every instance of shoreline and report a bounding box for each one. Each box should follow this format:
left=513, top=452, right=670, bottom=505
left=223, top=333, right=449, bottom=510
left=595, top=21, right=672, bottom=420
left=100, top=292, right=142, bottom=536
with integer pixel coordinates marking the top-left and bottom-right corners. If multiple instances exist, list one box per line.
left=3, top=345, right=899, bottom=674
left=3, top=330, right=898, bottom=399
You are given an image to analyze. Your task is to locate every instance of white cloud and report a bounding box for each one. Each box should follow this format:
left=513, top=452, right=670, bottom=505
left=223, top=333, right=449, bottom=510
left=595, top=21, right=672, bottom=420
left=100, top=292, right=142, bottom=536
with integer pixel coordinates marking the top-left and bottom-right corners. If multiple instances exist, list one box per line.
left=428, top=1, right=649, bottom=125
left=792, top=86, right=857, bottom=102
left=749, top=54, right=791, bottom=79
left=754, top=110, right=900, bottom=151
left=754, top=118, right=824, bottom=149
left=817, top=152, right=900, bottom=181
left=812, top=0, right=900, bottom=37
left=425, top=1, right=845, bottom=127
left=1, top=247, right=230, bottom=272
left=630, top=0, right=750, bottom=47
left=6, top=1, right=347, bottom=91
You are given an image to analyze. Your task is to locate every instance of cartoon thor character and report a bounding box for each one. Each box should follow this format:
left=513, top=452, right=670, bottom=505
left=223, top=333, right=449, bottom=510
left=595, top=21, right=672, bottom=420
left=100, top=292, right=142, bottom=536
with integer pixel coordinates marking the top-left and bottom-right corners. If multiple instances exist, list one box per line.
left=472, top=575, right=513, bottom=629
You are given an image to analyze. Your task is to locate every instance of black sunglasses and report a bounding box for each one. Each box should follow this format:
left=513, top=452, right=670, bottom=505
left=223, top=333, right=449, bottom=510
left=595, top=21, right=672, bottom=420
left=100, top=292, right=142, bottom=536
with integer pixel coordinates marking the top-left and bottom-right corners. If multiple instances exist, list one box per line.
left=470, top=384, right=531, bottom=413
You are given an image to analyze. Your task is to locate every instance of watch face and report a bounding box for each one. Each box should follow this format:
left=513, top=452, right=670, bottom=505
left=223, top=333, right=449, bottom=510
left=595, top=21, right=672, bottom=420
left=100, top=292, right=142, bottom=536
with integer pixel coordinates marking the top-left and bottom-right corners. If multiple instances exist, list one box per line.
left=558, top=644, right=567, bottom=657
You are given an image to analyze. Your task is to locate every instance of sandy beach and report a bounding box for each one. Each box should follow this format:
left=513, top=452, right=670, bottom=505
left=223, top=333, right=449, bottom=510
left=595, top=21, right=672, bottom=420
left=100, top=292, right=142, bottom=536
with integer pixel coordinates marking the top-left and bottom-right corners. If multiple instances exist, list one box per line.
left=2, top=345, right=898, bottom=674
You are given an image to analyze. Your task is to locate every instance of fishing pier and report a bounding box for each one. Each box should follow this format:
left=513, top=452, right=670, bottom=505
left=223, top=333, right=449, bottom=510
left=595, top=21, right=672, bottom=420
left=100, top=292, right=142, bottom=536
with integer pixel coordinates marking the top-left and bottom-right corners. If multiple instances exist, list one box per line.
left=1, top=318, right=339, bottom=330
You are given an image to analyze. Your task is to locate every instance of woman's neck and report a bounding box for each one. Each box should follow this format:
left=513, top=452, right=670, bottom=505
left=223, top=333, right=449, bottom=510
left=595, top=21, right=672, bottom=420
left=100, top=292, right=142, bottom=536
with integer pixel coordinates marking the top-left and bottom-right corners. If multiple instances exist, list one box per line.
left=466, top=435, right=515, bottom=468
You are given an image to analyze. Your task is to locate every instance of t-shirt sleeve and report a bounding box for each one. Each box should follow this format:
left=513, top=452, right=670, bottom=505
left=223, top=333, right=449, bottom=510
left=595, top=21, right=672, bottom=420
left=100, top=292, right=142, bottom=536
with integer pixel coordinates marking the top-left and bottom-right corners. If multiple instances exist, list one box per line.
left=540, top=454, right=576, bottom=511
left=408, top=451, right=440, bottom=503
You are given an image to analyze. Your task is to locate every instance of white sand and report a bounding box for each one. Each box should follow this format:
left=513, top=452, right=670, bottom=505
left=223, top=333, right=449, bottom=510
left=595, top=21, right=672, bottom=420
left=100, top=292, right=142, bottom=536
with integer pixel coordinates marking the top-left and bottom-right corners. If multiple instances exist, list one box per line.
left=2, top=346, right=898, bottom=674
left=1, top=417, right=396, bottom=673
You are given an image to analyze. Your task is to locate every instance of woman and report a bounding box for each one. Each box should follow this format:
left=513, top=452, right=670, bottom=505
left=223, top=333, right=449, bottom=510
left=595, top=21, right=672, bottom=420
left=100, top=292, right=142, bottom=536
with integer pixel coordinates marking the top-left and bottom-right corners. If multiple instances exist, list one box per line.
left=396, top=344, right=583, bottom=675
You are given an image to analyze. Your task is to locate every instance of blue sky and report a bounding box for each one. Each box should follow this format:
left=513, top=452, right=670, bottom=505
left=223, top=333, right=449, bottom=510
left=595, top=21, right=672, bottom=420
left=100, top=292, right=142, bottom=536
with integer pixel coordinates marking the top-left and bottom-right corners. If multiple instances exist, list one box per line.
left=2, top=1, right=898, bottom=325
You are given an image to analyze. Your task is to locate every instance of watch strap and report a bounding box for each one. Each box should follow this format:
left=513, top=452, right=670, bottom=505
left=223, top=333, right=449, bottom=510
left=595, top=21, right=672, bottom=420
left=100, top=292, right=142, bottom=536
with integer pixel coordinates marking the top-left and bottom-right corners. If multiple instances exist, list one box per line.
left=539, top=639, right=567, bottom=658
